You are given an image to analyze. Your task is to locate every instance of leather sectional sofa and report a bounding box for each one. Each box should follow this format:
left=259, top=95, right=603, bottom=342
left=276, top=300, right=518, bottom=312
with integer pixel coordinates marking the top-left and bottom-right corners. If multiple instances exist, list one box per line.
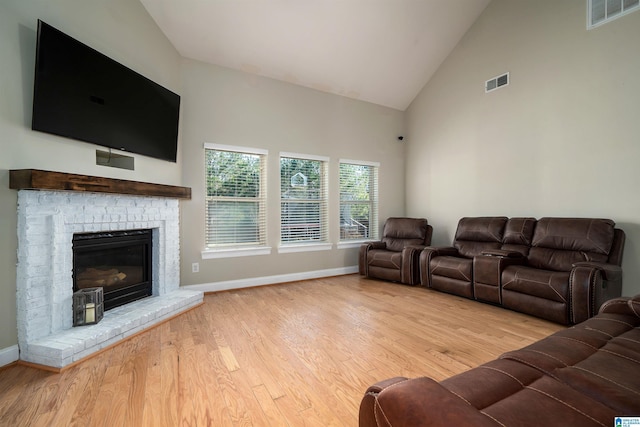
left=359, top=293, right=640, bottom=426
left=420, top=217, right=625, bottom=324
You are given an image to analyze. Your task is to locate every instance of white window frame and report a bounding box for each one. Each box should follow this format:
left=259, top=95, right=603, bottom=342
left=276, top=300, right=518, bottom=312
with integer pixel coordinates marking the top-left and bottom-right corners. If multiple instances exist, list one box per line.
left=202, top=143, right=271, bottom=259
left=278, top=152, right=331, bottom=253
left=588, top=0, right=640, bottom=29
left=337, top=159, right=379, bottom=249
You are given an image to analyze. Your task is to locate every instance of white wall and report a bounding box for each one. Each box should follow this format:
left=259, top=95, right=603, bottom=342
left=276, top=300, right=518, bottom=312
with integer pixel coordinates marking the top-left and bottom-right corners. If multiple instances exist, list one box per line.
left=178, top=60, right=405, bottom=286
left=0, top=0, right=182, bottom=352
left=405, top=0, right=640, bottom=296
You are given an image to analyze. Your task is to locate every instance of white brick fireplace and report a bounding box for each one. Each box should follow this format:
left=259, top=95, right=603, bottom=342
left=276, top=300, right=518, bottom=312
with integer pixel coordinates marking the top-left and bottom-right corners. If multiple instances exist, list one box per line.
left=16, top=189, right=202, bottom=369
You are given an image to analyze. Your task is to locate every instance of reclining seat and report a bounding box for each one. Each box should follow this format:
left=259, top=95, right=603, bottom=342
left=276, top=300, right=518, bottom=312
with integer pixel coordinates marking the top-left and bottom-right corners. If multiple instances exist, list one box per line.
left=501, top=217, right=625, bottom=324
left=420, top=217, right=507, bottom=298
left=359, top=217, right=432, bottom=285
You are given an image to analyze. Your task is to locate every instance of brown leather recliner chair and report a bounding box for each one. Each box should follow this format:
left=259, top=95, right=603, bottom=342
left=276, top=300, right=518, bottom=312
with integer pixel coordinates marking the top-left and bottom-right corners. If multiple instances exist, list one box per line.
left=420, top=217, right=508, bottom=298
left=359, top=217, right=432, bottom=285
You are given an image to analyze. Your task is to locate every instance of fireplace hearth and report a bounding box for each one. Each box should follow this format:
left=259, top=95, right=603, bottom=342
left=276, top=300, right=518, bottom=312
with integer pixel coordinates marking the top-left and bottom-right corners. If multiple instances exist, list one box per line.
left=15, top=184, right=203, bottom=369
left=73, top=229, right=153, bottom=311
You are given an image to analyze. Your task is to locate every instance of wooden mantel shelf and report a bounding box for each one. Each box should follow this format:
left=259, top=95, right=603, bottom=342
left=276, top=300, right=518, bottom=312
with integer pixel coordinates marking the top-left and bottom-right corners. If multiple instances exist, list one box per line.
left=10, top=169, right=191, bottom=199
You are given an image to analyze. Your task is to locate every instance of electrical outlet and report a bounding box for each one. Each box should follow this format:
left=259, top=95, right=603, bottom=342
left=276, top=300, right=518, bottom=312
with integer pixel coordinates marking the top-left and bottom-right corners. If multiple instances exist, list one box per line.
left=192, top=262, right=199, bottom=273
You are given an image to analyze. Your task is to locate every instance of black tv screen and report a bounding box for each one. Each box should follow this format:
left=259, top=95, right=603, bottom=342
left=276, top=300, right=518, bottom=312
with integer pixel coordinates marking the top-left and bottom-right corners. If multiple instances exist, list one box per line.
left=32, top=20, right=180, bottom=162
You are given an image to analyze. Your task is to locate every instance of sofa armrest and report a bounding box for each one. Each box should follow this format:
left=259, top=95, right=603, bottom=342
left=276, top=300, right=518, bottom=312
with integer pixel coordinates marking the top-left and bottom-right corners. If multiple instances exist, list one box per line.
left=423, top=246, right=459, bottom=256
left=363, top=241, right=386, bottom=250
left=473, top=254, right=526, bottom=303
left=401, top=245, right=427, bottom=285
left=572, top=262, right=622, bottom=282
left=599, top=294, right=640, bottom=318
left=404, top=244, right=427, bottom=254
left=359, top=241, right=387, bottom=275
left=359, top=376, right=409, bottom=427
left=359, top=377, right=498, bottom=427
left=570, top=263, right=623, bottom=324
left=419, top=247, right=459, bottom=287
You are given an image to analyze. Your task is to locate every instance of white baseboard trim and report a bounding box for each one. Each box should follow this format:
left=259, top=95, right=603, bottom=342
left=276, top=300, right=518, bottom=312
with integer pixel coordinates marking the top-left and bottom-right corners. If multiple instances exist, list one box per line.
left=183, top=266, right=359, bottom=293
left=0, top=345, right=19, bottom=367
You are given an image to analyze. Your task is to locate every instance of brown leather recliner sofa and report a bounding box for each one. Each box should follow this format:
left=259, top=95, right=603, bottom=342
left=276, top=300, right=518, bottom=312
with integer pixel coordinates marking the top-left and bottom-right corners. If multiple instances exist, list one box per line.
left=359, top=217, right=433, bottom=285
left=420, top=217, right=625, bottom=324
left=359, top=294, right=640, bottom=426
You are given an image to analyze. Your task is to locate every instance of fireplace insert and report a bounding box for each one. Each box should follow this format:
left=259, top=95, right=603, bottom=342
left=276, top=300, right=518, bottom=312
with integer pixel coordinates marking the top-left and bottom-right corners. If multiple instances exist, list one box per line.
left=73, top=229, right=152, bottom=311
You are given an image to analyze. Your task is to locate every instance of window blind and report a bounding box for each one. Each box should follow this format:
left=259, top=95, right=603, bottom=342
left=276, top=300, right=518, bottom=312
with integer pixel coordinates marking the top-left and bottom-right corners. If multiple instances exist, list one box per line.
left=339, top=160, right=379, bottom=241
left=280, top=154, right=329, bottom=244
left=205, top=144, right=267, bottom=248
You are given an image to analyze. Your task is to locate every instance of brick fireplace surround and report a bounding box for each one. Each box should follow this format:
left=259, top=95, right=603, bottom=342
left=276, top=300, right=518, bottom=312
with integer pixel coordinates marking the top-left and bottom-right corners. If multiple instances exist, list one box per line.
left=12, top=170, right=203, bottom=369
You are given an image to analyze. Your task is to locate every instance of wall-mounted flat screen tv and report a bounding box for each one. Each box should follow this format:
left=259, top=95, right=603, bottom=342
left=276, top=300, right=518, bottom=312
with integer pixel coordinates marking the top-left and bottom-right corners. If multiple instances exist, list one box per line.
left=32, top=20, right=180, bottom=162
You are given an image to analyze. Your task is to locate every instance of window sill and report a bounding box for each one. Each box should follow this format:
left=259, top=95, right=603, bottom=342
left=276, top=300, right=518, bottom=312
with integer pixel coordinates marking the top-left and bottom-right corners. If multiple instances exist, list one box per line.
left=278, top=243, right=333, bottom=254
left=201, top=246, right=272, bottom=259
left=337, top=240, right=369, bottom=250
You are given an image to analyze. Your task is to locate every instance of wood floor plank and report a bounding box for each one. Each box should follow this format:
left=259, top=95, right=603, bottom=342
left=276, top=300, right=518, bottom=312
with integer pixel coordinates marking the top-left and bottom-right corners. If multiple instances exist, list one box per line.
left=251, top=383, right=286, bottom=426
left=140, top=327, right=163, bottom=427
left=91, top=333, right=146, bottom=426
left=159, top=329, right=180, bottom=426
left=0, top=275, right=565, bottom=426
left=60, top=354, right=110, bottom=426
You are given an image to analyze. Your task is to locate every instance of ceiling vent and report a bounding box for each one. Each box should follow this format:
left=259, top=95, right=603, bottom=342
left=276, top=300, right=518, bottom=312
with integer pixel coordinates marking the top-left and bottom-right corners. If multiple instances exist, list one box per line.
left=485, top=72, right=509, bottom=93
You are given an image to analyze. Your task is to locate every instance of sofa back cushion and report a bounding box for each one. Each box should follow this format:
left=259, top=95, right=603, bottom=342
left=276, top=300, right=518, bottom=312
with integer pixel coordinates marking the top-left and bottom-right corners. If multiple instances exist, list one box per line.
left=381, top=217, right=429, bottom=252
left=528, top=218, right=615, bottom=271
left=502, top=217, right=537, bottom=256
left=453, top=217, right=507, bottom=258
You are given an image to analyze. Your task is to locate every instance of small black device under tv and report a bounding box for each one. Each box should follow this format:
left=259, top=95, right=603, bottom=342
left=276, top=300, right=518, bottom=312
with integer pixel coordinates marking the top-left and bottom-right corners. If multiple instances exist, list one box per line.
left=32, top=20, right=180, bottom=162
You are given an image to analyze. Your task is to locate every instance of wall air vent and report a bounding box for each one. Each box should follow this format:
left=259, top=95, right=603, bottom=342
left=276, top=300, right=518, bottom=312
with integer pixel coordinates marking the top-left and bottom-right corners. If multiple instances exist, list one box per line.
left=485, top=72, right=509, bottom=93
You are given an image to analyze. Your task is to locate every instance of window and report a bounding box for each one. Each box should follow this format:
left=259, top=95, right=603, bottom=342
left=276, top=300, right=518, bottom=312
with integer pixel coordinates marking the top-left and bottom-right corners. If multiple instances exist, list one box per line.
left=588, top=0, right=639, bottom=28
left=204, top=144, right=268, bottom=257
left=339, top=160, right=379, bottom=243
left=280, top=153, right=329, bottom=249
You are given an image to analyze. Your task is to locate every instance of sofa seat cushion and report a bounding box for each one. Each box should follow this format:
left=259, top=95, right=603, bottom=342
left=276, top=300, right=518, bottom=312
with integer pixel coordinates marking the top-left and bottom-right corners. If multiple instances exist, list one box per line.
left=430, top=256, right=472, bottom=282
left=528, top=247, right=609, bottom=272
left=500, top=313, right=637, bottom=374
left=429, top=256, right=475, bottom=298
left=368, top=249, right=402, bottom=269
left=482, top=374, right=616, bottom=426
left=502, top=265, right=570, bottom=303
left=441, top=359, right=545, bottom=410
left=498, top=313, right=640, bottom=414
left=554, top=331, right=640, bottom=414
left=602, top=325, right=640, bottom=361
left=438, top=359, right=616, bottom=427
left=455, top=241, right=503, bottom=258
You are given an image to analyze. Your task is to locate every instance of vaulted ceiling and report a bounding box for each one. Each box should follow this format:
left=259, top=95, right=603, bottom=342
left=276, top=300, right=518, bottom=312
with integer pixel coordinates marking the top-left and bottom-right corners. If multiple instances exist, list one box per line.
left=140, top=0, right=491, bottom=111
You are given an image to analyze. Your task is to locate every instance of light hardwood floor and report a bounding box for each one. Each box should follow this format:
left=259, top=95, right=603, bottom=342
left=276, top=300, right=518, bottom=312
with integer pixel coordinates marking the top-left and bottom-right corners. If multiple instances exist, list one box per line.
left=0, top=275, right=564, bottom=426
